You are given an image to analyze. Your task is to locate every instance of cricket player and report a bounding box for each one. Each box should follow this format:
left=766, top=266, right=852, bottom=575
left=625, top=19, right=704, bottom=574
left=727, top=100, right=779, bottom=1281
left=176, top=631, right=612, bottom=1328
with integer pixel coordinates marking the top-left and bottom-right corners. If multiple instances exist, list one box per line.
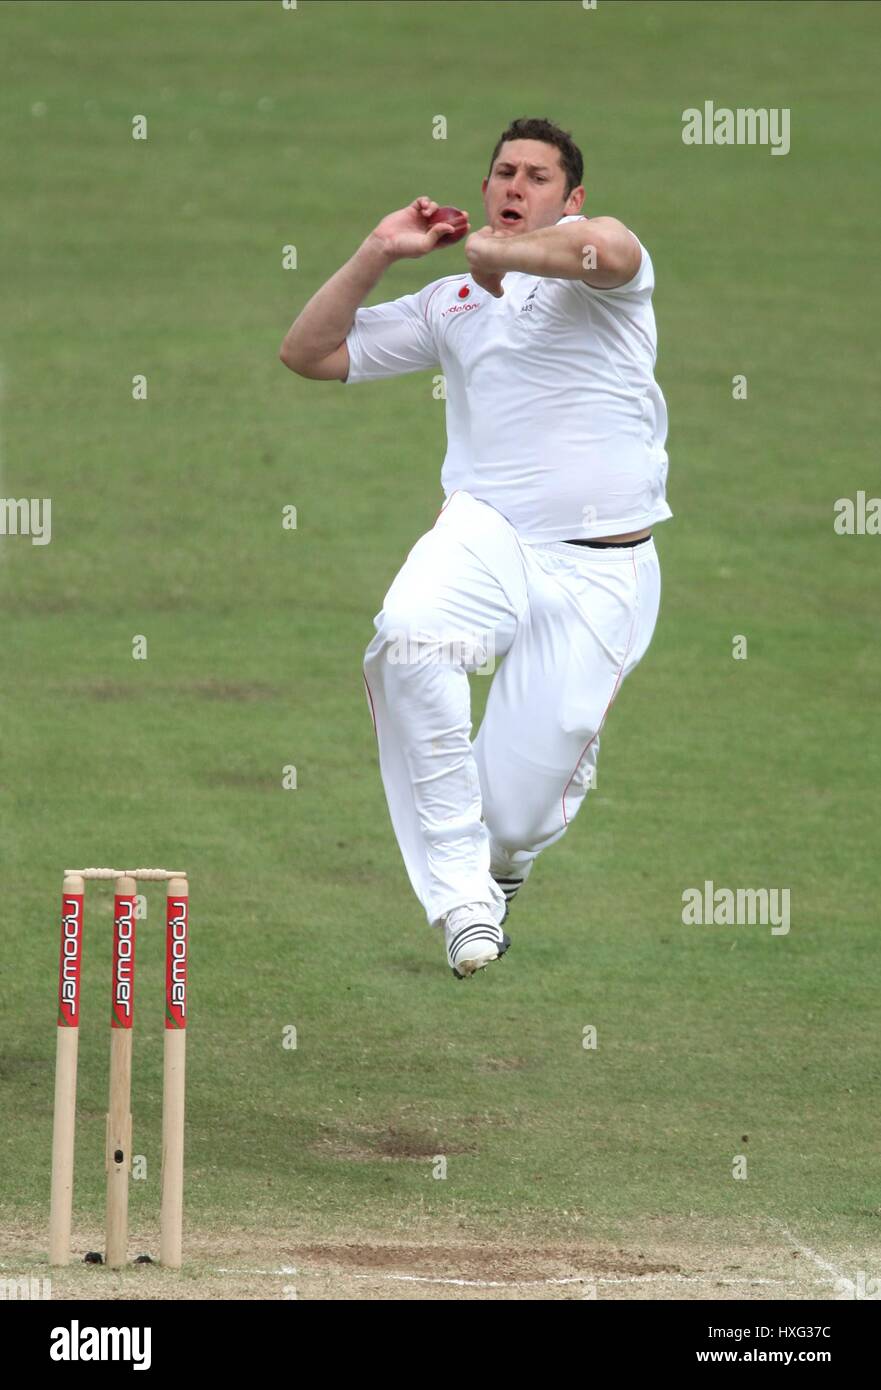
left=280, top=117, right=670, bottom=979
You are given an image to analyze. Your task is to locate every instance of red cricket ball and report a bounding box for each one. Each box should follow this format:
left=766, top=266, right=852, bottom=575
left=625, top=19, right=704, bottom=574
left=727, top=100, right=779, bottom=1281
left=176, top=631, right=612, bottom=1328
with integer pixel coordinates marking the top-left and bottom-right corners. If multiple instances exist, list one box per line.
left=428, top=205, right=468, bottom=247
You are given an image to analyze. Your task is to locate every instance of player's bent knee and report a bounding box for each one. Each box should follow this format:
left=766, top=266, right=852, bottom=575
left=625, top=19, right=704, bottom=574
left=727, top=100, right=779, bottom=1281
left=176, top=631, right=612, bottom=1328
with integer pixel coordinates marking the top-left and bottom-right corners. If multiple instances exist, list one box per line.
left=484, top=802, right=566, bottom=858
left=369, top=604, right=462, bottom=668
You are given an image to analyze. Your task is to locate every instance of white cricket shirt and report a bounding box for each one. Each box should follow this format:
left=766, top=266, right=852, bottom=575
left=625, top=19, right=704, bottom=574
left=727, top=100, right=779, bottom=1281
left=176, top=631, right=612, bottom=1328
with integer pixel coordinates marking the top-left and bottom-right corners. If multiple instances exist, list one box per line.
left=344, top=215, right=671, bottom=542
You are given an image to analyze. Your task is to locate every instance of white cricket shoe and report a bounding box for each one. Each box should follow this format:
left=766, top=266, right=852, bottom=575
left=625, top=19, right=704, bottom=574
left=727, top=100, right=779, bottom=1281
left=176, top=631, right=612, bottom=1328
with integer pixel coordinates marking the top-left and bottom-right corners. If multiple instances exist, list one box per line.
left=443, top=903, right=511, bottom=980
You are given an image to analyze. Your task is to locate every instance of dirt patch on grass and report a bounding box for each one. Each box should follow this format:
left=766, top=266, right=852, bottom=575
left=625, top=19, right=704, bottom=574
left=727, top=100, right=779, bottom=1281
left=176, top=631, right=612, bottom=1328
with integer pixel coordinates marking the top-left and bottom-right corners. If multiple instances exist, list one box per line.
left=310, top=1123, right=478, bottom=1162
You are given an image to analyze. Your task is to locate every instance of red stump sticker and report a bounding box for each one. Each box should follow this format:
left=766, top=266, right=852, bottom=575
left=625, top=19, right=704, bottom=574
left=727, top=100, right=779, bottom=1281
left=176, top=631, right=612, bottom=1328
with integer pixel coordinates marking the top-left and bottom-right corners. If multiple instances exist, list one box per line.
left=165, top=896, right=188, bottom=1029
left=58, top=893, right=84, bottom=1027
left=111, top=894, right=137, bottom=1029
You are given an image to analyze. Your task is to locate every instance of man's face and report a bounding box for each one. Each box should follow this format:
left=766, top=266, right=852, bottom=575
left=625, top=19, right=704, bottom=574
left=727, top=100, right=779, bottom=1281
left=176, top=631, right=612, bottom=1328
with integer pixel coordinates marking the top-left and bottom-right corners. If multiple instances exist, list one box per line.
left=481, top=139, right=584, bottom=235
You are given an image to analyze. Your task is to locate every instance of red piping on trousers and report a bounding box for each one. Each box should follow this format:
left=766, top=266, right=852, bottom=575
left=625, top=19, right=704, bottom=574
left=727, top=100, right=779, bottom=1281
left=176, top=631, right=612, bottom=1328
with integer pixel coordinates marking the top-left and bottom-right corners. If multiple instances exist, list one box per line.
left=363, top=672, right=378, bottom=739
left=433, top=488, right=460, bottom=525
left=401, top=489, right=460, bottom=568
left=560, top=548, right=639, bottom=826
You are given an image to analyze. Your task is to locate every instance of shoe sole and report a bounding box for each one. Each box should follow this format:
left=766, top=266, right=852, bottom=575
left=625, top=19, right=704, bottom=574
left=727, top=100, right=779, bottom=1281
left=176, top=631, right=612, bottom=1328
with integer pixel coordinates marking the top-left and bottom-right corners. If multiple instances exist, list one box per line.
left=451, top=931, right=511, bottom=980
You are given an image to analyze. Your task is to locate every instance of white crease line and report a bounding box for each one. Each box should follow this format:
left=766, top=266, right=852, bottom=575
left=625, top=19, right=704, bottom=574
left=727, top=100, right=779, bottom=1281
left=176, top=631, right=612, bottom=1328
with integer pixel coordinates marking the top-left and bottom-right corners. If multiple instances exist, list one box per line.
left=212, top=1267, right=584, bottom=1287
left=598, top=1273, right=830, bottom=1287
left=207, top=1264, right=830, bottom=1289
left=774, top=1224, right=848, bottom=1283
left=348, top=1271, right=830, bottom=1289
left=353, top=1273, right=587, bottom=1287
left=213, top=1268, right=583, bottom=1287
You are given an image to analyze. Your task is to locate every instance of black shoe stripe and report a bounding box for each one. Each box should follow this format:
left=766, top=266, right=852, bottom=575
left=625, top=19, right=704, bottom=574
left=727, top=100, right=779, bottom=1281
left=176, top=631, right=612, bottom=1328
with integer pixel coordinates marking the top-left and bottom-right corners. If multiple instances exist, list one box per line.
left=494, top=880, right=523, bottom=899
left=449, top=923, right=499, bottom=949
left=448, top=924, right=500, bottom=954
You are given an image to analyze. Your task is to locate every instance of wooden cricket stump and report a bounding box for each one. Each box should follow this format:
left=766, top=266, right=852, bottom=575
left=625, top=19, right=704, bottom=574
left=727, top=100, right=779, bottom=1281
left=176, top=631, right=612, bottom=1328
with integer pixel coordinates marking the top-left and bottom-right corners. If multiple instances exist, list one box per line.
left=49, top=867, right=189, bottom=1268
left=49, top=873, right=85, bottom=1266
left=160, top=877, right=188, bottom=1269
left=105, top=875, right=136, bottom=1267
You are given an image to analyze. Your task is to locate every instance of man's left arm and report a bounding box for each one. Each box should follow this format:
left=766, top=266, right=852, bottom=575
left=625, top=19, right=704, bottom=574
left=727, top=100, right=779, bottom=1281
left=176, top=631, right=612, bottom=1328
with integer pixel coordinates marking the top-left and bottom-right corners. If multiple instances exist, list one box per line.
left=465, top=217, right=642, bottom=296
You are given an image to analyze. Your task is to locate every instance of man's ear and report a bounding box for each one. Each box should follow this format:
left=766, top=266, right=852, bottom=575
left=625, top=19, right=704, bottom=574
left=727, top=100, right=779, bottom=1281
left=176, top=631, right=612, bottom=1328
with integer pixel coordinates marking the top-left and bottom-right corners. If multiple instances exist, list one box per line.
left=481, top=176, right=488, bottom=195
left=565, top=185, right=586, bottom=215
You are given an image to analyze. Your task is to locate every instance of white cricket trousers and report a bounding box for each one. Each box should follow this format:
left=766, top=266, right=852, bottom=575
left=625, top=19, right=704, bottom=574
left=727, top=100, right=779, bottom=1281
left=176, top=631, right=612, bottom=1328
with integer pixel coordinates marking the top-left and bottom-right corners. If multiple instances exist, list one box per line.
left=362, top=490, right=661, bottom=929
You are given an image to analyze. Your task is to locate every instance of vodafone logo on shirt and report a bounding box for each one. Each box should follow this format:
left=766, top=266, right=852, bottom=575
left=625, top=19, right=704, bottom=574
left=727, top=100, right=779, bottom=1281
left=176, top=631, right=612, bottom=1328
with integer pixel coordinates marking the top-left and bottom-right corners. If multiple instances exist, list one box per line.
left=442, top=297, right=481, bottom=319
left=440, top=281, right=481, bottom=318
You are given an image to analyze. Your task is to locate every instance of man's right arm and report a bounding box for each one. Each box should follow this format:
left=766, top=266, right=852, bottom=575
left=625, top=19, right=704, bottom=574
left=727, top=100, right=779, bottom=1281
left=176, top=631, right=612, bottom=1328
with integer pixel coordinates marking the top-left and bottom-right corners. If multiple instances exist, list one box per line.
left=279, top=197, right=469, bottom=382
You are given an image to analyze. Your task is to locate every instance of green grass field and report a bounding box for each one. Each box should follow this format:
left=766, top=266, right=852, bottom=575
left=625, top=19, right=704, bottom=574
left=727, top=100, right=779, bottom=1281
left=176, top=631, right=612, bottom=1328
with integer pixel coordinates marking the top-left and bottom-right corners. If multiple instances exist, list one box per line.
left=2, top=0, right=879, bottom=1300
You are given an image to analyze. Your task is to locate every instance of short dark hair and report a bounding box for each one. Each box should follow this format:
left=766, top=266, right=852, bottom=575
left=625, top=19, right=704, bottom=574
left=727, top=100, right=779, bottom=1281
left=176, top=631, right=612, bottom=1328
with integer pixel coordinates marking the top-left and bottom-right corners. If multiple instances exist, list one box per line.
left=488, top=117, right=584, bottom=196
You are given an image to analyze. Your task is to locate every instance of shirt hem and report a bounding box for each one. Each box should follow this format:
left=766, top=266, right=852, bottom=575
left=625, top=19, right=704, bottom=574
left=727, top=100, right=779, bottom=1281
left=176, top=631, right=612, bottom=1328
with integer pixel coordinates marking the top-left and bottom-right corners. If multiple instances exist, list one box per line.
left=516, top=509, right=672, bottom=545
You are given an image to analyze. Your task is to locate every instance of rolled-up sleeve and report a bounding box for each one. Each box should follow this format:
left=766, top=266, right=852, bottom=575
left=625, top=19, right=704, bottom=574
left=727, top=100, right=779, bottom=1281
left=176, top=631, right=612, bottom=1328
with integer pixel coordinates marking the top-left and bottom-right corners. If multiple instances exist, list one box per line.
left=344, top=287, right=440, bottom=384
